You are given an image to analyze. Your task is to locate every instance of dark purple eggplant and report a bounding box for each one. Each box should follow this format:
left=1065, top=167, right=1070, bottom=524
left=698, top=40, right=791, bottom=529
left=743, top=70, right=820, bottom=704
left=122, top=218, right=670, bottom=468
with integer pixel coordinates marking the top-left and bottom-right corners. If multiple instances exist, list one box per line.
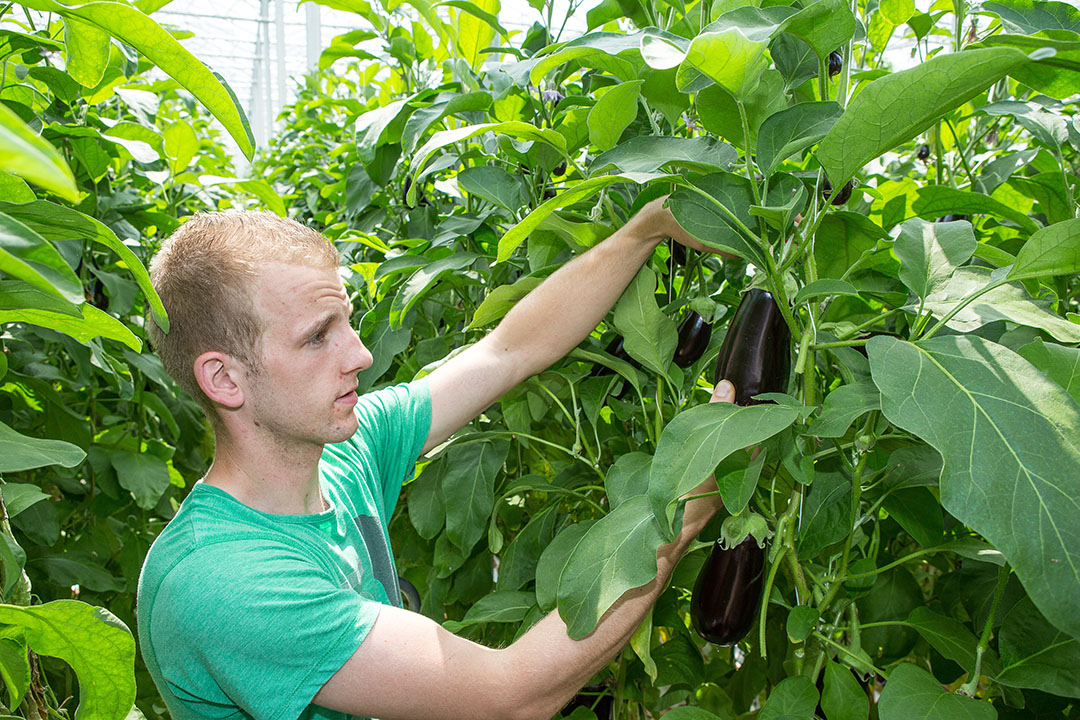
left=670, top=239, right=687, bottom=267
left=828, top=50, right=843, bottom=78
left=673, top=311, right=712, bottom=368
left=917, top=144, right=930, bottom=161
left=690, top=537, right=766, bottom=645
left=590, top=336, right=632, bottom=377
left=821, top=178, right=853, bottom=206
left=713, top=289, right=791, bottom=405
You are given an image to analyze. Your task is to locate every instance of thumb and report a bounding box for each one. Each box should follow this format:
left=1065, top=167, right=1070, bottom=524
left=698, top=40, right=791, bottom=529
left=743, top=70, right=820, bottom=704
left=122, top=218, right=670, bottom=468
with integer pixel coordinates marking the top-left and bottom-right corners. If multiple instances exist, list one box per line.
left=712, top=379, right=735, bottom=404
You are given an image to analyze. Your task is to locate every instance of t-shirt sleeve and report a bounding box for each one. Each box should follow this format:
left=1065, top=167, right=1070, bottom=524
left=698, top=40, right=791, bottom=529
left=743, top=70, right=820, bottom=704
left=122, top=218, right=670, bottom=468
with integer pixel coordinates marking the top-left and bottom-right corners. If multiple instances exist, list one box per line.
left=150, top=541, right=381, bottom=720
left=350, top=378, right=431, bottom=517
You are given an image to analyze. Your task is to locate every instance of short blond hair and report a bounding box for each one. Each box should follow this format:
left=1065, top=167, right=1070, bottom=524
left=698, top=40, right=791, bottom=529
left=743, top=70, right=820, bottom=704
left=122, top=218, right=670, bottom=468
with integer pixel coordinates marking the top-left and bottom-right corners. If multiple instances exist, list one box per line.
left=148, top=210, right=340, bottom=415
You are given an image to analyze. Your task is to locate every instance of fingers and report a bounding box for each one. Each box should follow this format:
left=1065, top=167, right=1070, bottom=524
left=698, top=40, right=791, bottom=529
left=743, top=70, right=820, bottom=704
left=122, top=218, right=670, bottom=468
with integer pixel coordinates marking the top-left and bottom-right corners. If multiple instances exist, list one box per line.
left=711, top=380, right=735, bottom=404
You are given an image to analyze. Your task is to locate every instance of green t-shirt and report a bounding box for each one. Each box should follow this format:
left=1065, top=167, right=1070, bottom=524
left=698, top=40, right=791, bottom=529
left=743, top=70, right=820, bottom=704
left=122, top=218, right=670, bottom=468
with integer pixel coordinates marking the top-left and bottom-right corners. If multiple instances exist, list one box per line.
left=136, top=380, right=431, bottom=720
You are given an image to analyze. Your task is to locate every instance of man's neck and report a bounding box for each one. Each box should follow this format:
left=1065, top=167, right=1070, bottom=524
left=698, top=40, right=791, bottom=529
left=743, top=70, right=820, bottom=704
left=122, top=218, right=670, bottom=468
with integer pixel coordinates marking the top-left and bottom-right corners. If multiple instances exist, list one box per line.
left=203, top=433, right=328, bottom=515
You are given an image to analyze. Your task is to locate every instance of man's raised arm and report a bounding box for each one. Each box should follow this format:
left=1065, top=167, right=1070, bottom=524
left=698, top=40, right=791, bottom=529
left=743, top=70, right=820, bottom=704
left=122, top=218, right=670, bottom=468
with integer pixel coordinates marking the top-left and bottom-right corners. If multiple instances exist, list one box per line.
left=422, top=198, right=711, bottom=453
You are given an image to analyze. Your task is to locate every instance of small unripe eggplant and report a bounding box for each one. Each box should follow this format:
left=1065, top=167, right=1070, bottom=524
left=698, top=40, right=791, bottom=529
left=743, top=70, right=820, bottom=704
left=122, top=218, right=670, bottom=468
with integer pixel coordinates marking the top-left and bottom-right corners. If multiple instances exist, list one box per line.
left=690, top=537, right=766, bottom=645
left=917, top=144, right=930, bottom=161
left=714, top=289, right=791, bottom=405
left=828, top=50, right=843, bottom=78
left=673, top=311, right=712, bottom=368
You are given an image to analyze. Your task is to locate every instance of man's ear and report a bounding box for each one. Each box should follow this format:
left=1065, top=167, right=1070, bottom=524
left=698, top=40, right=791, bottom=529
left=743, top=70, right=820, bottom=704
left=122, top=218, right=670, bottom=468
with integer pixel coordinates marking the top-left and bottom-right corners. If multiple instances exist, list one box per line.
left=193, top=351, right=246, bottom=409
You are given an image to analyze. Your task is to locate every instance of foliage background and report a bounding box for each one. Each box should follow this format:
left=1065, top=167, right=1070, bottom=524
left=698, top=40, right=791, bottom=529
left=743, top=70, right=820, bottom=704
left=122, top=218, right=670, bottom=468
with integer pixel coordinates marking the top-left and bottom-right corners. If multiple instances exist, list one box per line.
left=2, top=0, right=1080, bottom=719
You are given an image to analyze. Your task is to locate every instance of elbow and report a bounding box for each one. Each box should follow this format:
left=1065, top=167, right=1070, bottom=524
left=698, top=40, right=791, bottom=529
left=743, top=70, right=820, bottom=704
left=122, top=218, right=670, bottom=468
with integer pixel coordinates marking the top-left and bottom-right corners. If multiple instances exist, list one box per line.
left=482, top=652, right=573, bottom=720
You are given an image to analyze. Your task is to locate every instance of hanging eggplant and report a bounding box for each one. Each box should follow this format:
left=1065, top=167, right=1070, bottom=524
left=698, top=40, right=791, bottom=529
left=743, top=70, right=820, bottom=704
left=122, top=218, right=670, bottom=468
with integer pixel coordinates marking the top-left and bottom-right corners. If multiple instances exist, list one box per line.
left=713, top=288, right=791, bottom=405
left=690, top=289, right=790, bottom=645
left=690, top=537, right=767, bottom=645
left=673, top=311, right=712, bottom=368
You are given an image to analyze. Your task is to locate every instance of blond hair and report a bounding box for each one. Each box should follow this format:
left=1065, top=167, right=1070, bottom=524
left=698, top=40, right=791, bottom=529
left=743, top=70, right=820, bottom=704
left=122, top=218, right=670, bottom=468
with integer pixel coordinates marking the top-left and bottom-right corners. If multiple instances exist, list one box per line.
left=148, top=210, right=340, bottom=416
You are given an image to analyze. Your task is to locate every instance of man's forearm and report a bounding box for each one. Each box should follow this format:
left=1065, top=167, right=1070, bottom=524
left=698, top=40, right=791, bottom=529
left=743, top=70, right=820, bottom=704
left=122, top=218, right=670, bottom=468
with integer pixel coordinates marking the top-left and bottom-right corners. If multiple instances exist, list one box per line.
left=482, top=209, right=670, bottom=382
left=500, top=473, right=723, bottom=720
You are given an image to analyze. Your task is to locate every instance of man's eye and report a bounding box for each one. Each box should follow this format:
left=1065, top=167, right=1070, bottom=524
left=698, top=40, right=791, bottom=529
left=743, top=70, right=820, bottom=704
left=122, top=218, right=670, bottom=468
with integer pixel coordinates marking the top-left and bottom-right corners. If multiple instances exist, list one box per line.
left=309, top=331, right=326, bottom=345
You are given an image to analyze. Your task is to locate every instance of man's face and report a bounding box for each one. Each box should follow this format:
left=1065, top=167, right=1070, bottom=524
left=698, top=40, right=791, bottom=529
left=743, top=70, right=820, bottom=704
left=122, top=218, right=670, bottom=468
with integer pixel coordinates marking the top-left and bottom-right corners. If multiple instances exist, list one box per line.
left=245, top=262, right=373, bottom=447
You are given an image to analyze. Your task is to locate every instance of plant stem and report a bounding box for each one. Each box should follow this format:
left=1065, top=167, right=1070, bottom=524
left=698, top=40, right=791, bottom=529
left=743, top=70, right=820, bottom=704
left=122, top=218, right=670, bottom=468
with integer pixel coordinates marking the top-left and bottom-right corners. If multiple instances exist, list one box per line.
left=960, top=563, right=1009, bottom=697
left=736, top=100, right=763, bottom=207
left=759, top=544, right=788, bottom=658
left=812, top=631, right=887, bottom=677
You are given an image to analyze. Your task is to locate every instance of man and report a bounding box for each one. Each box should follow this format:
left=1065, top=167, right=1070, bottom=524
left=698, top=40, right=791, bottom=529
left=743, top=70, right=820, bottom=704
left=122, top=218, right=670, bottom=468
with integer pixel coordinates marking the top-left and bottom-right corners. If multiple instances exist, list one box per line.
left=137, top=200, right=734, bottom=720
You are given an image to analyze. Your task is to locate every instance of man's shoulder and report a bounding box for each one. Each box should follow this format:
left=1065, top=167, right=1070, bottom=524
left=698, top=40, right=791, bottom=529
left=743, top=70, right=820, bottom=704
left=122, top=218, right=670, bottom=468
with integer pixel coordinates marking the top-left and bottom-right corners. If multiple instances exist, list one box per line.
left=138, top=487, right=308, bottom=603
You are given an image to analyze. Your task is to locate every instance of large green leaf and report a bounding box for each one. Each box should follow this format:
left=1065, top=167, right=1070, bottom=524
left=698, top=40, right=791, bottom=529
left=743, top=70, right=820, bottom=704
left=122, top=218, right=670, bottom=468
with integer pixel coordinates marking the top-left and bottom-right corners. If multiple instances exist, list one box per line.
left=997, top=596, right=1080, bottom=697
left=442, top=440, right=509, bottom=552
left=613, top=267, right=678, bottom=378
left=1018, top=338, right=1080, bottom=404
left=867, top=336, right=1080, bottom=639
left=110, top=449, right=170, bottom=510
left=893, top=217, right=976, bottom=301
left=63, top=17, right=110, bottom=88
left=976, top=33, right=1080, bottom=99
left=588, top=80, right=643, bottom=152
left=877, top=663, right=995, bottom=720
left=821, top=660, right=869, bottom=720
left=457, top=166, right=525, bottom=213
left=0, top=201, right=168, bottom=332
left=18, top=0, right=254, bottom=158
left=0, top=213, right=82, bottom=304
left=535, top=521, right=593, bottom=612
left=529, top=30, right=653, bottom=85
left=910, top=186, right=1039, bottom=235
left=677, top=28, right=771, bottom=98
left=556, top=496, right=664, bottom=639
left=756, top=101, right=842, bottom=177
left=758, top=676, right=818, bottom=720
left=0, top=600, right=135, bottom=720
left=983, top=0, right=1080, bottom=34
left=0, top=421, right=85, bottom=473
left=0, top=304, right=142, bottom=351
left=604, top=452, right=652, bottom=510
left=0, top=103, right=78, bottom=202
left=442, top=590, right=535, bottom=632
left=817, top=48, right=1032, bottom=187
left=648, top=402, right=800, bottom=535
left=0, top=279, right=80, bottom=316
left=905, top=607, right=1002, bottom=678
left=774, top=0, right=856, bottom=59
left=590, top=137, right=736, bottom=175
left=1008, top=218, right=1080, bottom=280
left=806, top=380, right=880, bottom=438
